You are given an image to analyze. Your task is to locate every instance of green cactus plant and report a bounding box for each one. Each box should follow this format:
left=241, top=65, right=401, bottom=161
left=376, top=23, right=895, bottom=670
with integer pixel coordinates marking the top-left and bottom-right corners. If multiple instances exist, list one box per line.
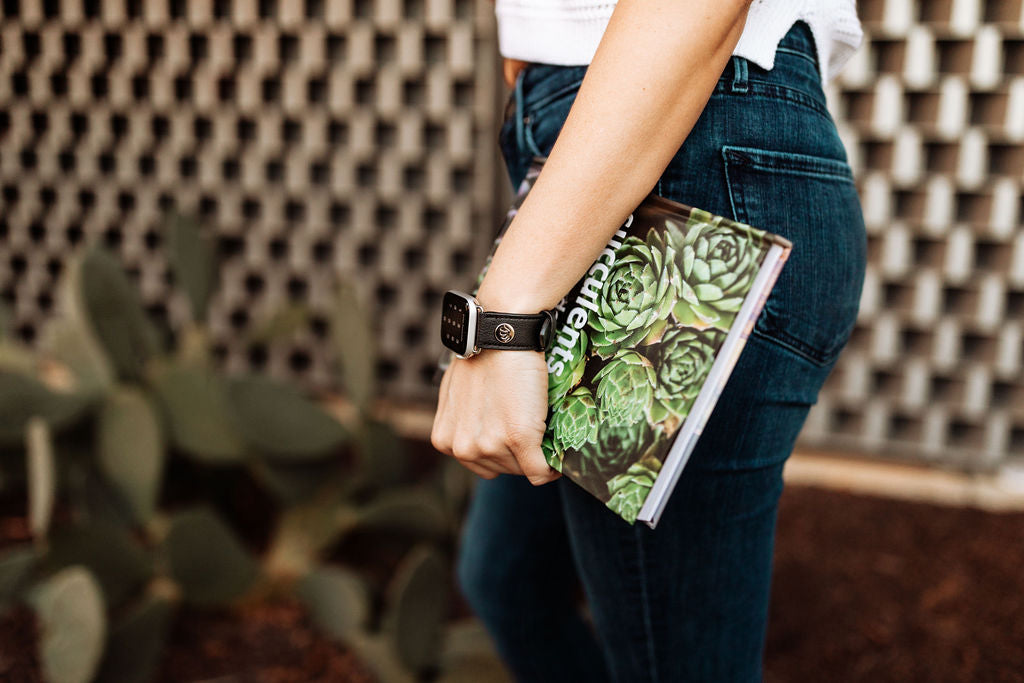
left=605, top=456, right=663, bottom=525
left=580, top=412, right=658, bottom=481
left=587, top=228, right=681, bottom=359
left=0, top=213, right=482, bottom=683
left=547, top=327, right=589, bottom=405
left=550, top=386, right=600, bottom=453
left=592, top=349, right=659, bottom=427
left=383, top=544, right=450, bottom=672
left=28, top=565, right=107, bottom=683
left=648, top=327, right=720, bottom=433
left=667, top=210, right=764, bottom=332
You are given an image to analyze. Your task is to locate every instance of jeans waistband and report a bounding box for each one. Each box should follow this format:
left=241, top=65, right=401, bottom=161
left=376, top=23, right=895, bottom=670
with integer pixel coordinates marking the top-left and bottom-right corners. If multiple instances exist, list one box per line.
left=774, top=20, right=817, bottom=66
left=509, top=20, right=824, bottom=149
left=517, top=20, right=818, bottom=90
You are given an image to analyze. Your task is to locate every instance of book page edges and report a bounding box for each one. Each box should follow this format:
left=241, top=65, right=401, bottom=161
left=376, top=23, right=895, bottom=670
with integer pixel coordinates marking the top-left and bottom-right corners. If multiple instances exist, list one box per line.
left=637, top=242, right=791, bottom=529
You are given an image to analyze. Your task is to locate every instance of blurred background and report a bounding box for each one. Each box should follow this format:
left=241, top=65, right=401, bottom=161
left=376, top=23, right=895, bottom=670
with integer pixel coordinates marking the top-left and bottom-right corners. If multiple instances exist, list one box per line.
left=0, top=1, right=1022, bottom=682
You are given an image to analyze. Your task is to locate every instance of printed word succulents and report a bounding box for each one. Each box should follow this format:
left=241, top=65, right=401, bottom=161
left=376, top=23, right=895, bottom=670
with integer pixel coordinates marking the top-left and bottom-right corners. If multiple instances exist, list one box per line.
left=542, top=209, right=765, bottom=523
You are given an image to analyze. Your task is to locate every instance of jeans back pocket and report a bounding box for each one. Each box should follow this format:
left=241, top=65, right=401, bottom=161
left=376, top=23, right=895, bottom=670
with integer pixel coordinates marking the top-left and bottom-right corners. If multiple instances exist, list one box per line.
left=722, top=145, right=867, bottom=369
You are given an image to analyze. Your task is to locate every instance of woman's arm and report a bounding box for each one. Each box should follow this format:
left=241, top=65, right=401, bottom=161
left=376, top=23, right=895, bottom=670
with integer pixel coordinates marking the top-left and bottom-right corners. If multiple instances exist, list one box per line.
left=478, top=0, right=753, bottom=314
left=432, top=0, right=754, bottom=485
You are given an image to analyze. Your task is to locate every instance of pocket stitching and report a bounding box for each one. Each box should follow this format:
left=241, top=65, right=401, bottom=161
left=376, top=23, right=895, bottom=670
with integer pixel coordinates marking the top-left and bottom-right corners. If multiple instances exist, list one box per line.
left=751, top=325, right=839, bottom=368
left=722, top=145, right=859, bottom=368
left=723, top=146, right=853, bottom=182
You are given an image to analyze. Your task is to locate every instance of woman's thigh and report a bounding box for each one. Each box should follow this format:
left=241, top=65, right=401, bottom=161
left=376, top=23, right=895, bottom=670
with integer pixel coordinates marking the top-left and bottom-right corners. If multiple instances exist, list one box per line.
left=456, top=472, right=579, bottom=616
left=556, top=334, right=814, bottom=682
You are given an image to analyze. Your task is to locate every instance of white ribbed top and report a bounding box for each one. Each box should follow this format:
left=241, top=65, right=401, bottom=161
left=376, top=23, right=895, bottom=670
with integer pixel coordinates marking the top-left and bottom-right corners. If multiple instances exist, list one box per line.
left=495, top=0, right=863, bottom=82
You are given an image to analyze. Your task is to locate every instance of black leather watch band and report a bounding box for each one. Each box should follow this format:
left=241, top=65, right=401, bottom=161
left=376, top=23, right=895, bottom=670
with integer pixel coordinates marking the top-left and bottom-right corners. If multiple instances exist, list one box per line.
left=476, top=311, right=555, bottom=352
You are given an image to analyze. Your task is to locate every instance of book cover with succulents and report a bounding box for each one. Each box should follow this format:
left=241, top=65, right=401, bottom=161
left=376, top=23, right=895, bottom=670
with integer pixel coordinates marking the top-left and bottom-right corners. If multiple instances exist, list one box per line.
left=455, top=156, right=792, bottom=528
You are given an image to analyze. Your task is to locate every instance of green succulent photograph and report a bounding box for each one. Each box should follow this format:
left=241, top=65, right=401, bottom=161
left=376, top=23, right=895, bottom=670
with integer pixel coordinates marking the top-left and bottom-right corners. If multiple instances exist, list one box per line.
left=606, top=457, right=663, bottom=525
left=593, top=349, right=659, bottom=428
left=474, top=163, right=774, bottom=525
left=546, top=328, right=589, bottom=405
left=587, top=229, right=681, bottom=359
left=550, top=386, right=600, bottom=454
left=539, top=201, right=770, bottom=524
left=667, top=209, right=765, bottom=333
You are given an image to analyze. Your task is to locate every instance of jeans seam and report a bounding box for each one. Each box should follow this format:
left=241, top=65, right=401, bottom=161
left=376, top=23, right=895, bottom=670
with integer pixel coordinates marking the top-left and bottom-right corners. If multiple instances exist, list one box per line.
left=523, top=116, right=543, bottom=158
left=751, top=324, right=834, bottom=367
left=689, top=455, right=794, bottom=473
left=734, top=163, right=853, bottom=184
left=774, top=45, right=820, bottom=71
left=524, top=76, right=586, bottom=120
left=750, top=82, right=829, bottom=117
left=750, top=166, right=853, bottom=183
left=722, top=146, right=854, bottom=184
left=714, top=80, right=830, bottom=120
left=633, top=527, right=659, bottom=683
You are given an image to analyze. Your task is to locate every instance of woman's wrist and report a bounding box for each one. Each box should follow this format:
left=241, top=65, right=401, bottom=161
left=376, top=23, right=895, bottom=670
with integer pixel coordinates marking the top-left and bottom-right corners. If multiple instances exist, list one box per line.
left=476, top=275, right=559, bottom=315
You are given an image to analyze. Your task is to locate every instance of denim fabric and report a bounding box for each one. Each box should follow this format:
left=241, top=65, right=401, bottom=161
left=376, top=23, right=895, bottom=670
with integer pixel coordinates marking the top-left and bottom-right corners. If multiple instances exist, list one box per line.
left=458, top=21, right=866, bottom=682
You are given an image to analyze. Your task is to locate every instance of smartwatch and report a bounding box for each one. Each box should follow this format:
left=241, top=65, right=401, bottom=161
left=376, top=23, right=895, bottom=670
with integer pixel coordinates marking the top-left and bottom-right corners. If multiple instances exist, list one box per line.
left=441, top=290, right=556, bottom=359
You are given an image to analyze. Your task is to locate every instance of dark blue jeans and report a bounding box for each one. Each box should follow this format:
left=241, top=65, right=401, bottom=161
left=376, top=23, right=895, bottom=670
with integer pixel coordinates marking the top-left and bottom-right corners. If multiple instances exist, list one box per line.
left=455, top=22, right=866, bottom=683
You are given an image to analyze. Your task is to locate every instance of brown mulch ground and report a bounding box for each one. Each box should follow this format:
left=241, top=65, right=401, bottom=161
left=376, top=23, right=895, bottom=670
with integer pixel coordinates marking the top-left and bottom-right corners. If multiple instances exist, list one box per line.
left=0, top=604, right=42, bottom=682
left=3, top=485, right=1023, bottom=682
left=158, top=598, right=375, bottom=683
left=0, top=598, right=374, bottom=683
left=765, top=486, right=1024, bottom=683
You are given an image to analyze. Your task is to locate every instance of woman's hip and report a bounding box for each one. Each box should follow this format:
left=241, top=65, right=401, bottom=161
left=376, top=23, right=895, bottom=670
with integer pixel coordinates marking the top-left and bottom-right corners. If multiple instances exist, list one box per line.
left=499, top=23, right=866, bottom=375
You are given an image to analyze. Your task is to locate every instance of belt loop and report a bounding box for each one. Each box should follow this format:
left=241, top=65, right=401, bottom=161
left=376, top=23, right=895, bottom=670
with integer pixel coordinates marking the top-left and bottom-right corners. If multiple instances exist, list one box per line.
left=514, top=65, right=528, bottom=153
left=730, top=56, right=748, bottom=94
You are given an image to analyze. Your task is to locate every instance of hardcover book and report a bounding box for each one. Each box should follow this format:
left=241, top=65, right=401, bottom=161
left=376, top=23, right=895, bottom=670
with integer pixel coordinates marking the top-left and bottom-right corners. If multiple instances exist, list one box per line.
left=439, top=156, right=792, bottom=528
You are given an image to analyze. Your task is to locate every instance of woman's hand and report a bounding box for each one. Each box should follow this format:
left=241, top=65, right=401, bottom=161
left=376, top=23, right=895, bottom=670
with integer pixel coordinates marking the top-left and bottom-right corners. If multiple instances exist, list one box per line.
left=431, top=349, right=561, bottom=486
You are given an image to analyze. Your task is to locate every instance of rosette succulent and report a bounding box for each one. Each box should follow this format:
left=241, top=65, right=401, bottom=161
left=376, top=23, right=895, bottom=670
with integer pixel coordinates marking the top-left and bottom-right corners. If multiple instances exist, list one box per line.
left=605, top=457, right=662, bottom=524
left=667, top=210, right=764, bottom=332
left=542, top=432, right=562, bottom=472
left=546, top=328, right=588, bottom=405
left=550, top=386, right=600, bottom=454
left=588, top=228, right=682, bottom=359
left=648, top=327, right=720, bottom=433
left=579, top=413, right=657, bottom=480
left=592, top=349, right=658, bottom=427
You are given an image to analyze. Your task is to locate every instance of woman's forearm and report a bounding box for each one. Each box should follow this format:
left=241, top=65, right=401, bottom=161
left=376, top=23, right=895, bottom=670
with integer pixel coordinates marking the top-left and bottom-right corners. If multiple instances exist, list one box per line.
left=477, top=0, right=752, bottom=315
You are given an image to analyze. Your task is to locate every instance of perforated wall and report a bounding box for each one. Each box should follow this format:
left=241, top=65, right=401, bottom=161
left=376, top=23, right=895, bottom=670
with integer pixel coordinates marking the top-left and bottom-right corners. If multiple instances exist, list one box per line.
left=2, top=1, right=1023, bottom=468
left=0, top=0, right=504, bottom=400
left=804, top=0, right=1024, bottom=468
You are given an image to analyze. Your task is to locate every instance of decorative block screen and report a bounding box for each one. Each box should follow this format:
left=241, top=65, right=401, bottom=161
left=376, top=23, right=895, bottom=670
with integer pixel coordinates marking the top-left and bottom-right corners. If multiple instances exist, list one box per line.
left=1, top=0, right=1022, bottom=468
left=0, top=0, right=505, bottom=401
left=802, top=1, right=1024, bottom=468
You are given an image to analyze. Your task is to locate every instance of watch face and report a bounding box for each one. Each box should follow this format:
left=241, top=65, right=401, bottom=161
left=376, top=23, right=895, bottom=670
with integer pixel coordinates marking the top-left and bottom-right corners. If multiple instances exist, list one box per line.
left=441, top=291, right=475, bottom=357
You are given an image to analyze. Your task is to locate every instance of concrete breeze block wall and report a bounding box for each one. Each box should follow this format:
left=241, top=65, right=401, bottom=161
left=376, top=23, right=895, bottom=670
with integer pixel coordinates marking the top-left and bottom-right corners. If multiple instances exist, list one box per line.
left=1, top=0, right=1022, bottom=469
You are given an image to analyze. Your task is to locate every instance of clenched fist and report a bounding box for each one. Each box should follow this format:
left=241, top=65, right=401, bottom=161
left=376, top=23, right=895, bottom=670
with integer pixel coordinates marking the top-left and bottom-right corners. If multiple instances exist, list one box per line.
left=431, top=348, right=560, bottom=486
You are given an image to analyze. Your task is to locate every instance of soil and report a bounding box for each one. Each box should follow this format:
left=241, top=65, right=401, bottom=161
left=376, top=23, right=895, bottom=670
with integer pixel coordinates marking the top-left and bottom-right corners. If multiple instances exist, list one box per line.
left=0, top=605, right=42, bottom=683
left=0, top=598, right=373, bottom=683
left=765, top=486, right=1024, bottom=683
left=158, top=598, right=375, bottom=683
left=2, top=485, right=1023, bottom=682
